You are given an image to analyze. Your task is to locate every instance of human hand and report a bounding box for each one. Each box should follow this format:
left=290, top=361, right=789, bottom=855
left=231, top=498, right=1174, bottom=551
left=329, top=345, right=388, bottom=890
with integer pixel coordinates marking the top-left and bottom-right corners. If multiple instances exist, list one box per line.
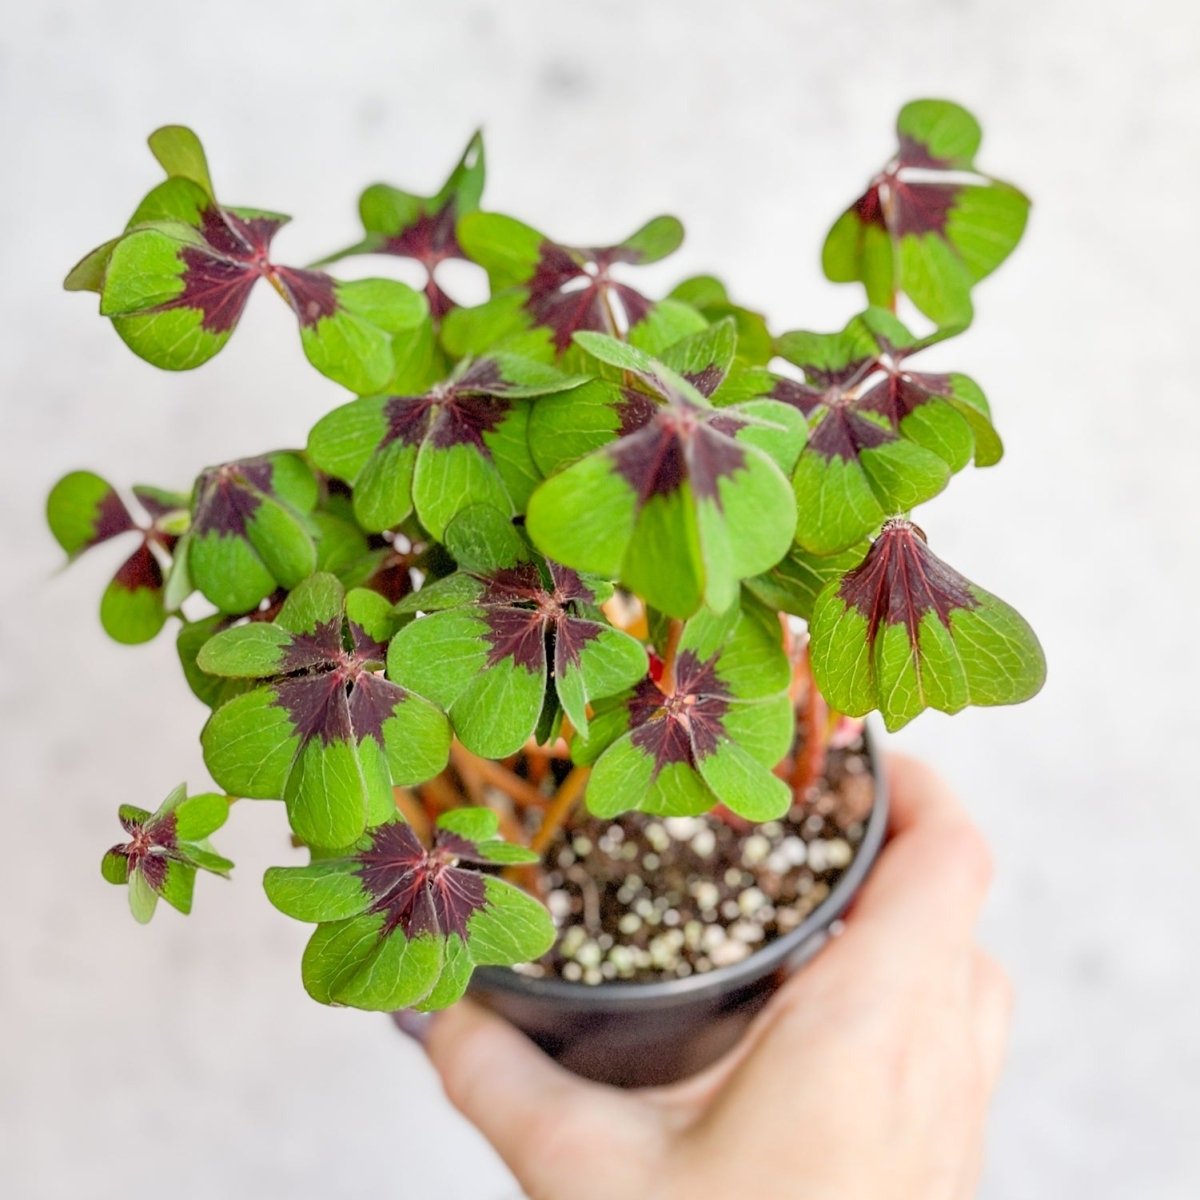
left=418, top=755, right=1013, bottom=1200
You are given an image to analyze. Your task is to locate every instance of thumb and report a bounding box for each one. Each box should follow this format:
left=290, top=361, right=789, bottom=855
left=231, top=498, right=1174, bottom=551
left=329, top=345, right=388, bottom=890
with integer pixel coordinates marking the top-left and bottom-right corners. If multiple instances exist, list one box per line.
left=422, top=999, right=661, bottom=1188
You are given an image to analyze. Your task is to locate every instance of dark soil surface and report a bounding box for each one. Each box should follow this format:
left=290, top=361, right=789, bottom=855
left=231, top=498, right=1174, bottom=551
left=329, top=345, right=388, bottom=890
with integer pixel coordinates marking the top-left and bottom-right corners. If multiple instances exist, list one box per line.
left=516, top=731, right=877, bottom=985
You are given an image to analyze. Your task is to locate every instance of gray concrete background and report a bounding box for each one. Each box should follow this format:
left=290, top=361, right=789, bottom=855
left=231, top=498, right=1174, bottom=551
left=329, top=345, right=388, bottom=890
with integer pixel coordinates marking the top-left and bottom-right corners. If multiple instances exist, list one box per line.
left=2, top=1, right=1197, bottom=1196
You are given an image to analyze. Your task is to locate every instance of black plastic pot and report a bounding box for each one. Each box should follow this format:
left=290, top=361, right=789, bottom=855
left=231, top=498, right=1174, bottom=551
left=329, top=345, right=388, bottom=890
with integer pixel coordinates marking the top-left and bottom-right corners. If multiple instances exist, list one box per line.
left=469, top=724, right=889, bottom=1088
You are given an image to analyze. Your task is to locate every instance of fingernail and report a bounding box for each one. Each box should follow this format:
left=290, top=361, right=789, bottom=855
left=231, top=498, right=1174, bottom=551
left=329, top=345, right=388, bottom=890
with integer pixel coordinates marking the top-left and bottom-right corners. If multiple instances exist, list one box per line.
left=391, top=1008, right=434, bottom=1046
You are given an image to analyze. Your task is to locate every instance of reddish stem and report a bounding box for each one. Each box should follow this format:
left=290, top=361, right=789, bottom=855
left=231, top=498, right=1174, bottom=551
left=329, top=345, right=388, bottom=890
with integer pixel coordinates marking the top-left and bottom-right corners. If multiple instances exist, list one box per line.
left=791, top=646, right=829, bottom=795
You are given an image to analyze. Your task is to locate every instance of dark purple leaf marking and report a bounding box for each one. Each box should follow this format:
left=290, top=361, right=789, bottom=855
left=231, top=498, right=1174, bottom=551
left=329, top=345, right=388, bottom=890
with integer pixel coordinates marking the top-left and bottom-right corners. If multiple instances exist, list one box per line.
left=131, top=486, right=182, bottom=522
left=148, top=207, right=282, bottom=333
left=547, top=561, right=595, bottom=605
left=379, top=204, right=463, bottom=319
left=472, top=559, right=601, bottom=674
left=191, top=458, right=277, bottom=537
left=608, top=402, right=747, bottom=504
left=858, top=368, right=954, bottom=425
left=357, top=821, right=488, bottom=939
left=482, top=606, right=547, bottom=672
left=145, top=204, right=339, bottom=333
left=382, top=361, right=512, bottom=454
left=685, top=364, right=726, bottom=398
left=524, top=241, right=656, bottom=352
left=627, top=651, right=730, bottom=776
left=479, top=561, right=545, bottom=605
left=381, top=204, right=461, bottom=264
left=772, top=342, right=954, bottom=461
left=109, top=810, right=178, bottom=893
left=166, top=245, right=262, bottom=333
left=202, top=209, right=283, bottom=260
left=88, top=489, right=138, bottom=548
left=273, top=267, right=339, bottom=328
left=846, top=131, right=969, bottom=241
left=808, top=405, right=896, bottom=462
left=838, top=518, right=978, bottom=650
left=113, top=542, right=165, bottom=593
left=274, top=616, right=403, bottom=746
left=898, top=135, right=954, bottom=171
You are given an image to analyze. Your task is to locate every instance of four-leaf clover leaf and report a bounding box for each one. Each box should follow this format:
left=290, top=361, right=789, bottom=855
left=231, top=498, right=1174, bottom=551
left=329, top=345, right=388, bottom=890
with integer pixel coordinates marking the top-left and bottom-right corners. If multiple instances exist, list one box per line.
left=443, top=210, right=705, bottom=360
left=198, top=574, right=451, bottom=848
left=263, top=809, right=554, bottom=1012
left=47, top=470, right=189, bottom=644
left=101, top=784, right=233, bottom=923
left=809, top=518, right=1046, bottom=730
left=64, top=125, right=428, bottom=392
left=308, top=354, right=585, bottom=539
left=388, top=506, right=648, bottom=754
left=525, top=330, right=807, bottom=617
left=575, top=604, right=794, bottom=822
left=822, top=98, right=1030, bottom=327
left=317, top=130, right=486, bottom=320
left=722, top=306, right=1000, bottom=554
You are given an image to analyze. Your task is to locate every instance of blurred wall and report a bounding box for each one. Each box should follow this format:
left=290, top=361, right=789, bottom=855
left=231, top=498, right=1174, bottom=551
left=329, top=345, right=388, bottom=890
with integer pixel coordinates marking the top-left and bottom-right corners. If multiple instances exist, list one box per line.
left=2, top=1, right=1197, bottom=1197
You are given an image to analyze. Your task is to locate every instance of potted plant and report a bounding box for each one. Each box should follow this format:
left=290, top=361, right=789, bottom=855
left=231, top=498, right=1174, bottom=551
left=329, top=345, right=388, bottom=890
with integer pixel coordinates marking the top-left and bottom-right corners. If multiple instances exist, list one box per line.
left=50, top=98, right=1044, bottom=1088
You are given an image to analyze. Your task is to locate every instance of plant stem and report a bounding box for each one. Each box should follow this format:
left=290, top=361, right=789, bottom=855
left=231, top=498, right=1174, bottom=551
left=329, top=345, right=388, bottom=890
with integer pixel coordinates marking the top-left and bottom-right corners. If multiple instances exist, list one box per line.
left=599, top=279, right=622, bottom=338
left=530, top=765, right=591, bottom=856
left=448, top=743, right=486, bottom=806
left=660, top=618, right=684, bottom=693
left=470, top=755, right=549, bottom=808
left=791, top=646, right=829, bottom=794
left=420, top=772, right=464, bottom=815
left=393, top=786, right=432, bottom=843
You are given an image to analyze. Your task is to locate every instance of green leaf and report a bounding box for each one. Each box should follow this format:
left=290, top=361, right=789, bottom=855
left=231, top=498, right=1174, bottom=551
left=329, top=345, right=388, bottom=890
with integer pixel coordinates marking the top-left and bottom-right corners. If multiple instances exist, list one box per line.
left=821, top=99, right=1030, bottom=325
left=389, top=606, right=543, bottom=757
left=668, top=275, right=774, bottom=364
left=526, top=354, right=799, bottom=617
left=696, top=736, right=791, bottom=821
left=201, top=687, right=299, bottom=799
left=127, top=869, right=159, bottom=923
left=744, top=541, right=869, bottom=621
left=264, top=859, right=370, bottom=923
left=764, top=308, right=1003, bottom=551
left=158, top=860, right=198, bottom=915
left=315, top=130, right=485, bottom=320
left=147, top=125, right=215, bottom=197
left=309, top=355, right=580, bottom=537
left=98, top=544, right=168, bottom=644
left=792, top=432, right=950, bottom=554
left=275, top=817, right=553, bottom=1012
left=580, top=605, right=793, bottom=820
left=448, top=211, right=687, bottom=356
left=101, top=849, right=130, bottom=885
left=187, top=453, right=318, bottom=614
left=808, top=519, right=1046, bottom=730
left=171, top=792, right=229, bottom=840
left=47, top=471, right=135, bottom=556
left=64, top=238, right=121, bottom=292
left=196, top=622, right=294, bottom=677
left=103, top=783, right=234, bottom=922
left=466, top=876, right=556, bottom=965
left=200, top=574, right=450, bottom=845
left=292, top=277, right=429, bottom=394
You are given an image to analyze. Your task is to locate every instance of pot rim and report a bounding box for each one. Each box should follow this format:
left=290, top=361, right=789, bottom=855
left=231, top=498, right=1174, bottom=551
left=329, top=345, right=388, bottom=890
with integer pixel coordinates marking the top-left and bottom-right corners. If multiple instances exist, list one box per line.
left=473, top=719, right=889, bottom=1010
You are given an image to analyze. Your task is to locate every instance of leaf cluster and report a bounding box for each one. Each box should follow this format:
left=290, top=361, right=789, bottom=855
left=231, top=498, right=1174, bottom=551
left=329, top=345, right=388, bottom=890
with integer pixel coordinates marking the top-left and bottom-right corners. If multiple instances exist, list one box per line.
left=56, top=101, right=1045, bottom=1009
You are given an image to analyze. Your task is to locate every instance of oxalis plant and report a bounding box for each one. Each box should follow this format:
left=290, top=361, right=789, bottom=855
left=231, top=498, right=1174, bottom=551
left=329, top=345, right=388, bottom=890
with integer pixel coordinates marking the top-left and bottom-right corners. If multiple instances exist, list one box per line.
left=51, top=99, right=1045, bottom=1012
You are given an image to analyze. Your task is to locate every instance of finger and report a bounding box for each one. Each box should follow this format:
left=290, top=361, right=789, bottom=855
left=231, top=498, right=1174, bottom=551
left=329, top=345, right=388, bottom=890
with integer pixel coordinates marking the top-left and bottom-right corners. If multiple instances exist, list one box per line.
left=886, top=752, right=971, bottom=833
left=424, top=999, right=662, bottom=1185
left=839, top=755, right=994, bottom=960
left=968, top=948, right=1014, bottom=1093
left=952, top=950, right=1014, bottom=1200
